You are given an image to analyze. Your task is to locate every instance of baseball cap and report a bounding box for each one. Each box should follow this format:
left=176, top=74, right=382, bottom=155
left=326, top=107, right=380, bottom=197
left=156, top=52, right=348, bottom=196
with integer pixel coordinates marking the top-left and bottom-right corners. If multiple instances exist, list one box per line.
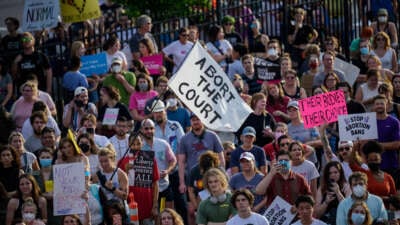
left=190, top=112, right=198, bottom=119
left=111, top=57, right=122, bottom=65
left=242, top=126, right=256, bottom=137
left=287, top=100, right=299, bottom=109
left=151, top=100, right=166, bottom=113
left=74, top=86, right=88, bottom=96
left=240, top=152, right=255, bottom=161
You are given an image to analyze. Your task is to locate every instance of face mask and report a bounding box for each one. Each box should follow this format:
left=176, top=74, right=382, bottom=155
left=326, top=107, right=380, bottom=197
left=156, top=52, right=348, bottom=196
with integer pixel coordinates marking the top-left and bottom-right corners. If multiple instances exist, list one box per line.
left=378, top=16, right=387, bottom=23
left=166, top=98, right=178, bottom=107
left=40, top=159, right=52, bottom=168
left=360, top=47, right=369, bottom=55
left=309, top=61, right=318, bottom=69
left=367, top=162, right=380, bottom=171
left=138, top=83, right=148, bottom=91
left=351, top=213, right=366, bottom=225
left=267, top=48, right=277, bottom=57
left=352, top=184, right=366, bottom=197
left=79, top=143, right=90, bottom=153
left=274, top=131, right=284, bottom=140
left=22, top=213, right=36, bottom=222
left=112, top=64, right=121, bottom=73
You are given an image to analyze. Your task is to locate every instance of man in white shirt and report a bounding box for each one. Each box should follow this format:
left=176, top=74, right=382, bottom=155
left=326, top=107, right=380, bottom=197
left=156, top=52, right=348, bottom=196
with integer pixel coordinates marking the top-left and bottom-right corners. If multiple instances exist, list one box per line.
left=109, top=116, right=130, bottom=162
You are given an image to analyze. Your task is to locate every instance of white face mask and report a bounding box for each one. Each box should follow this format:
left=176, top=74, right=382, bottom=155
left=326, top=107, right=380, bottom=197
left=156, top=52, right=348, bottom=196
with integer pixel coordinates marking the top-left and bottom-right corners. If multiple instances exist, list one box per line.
left=167, top=98, right=178, bottom=107
left=267, top=48, right=278, bottom=57
left=23, top=213, right=36, bottom=222
left=378, top=16, right=387, bottom=23
left=112, top=64, right=121, bottom=73
left=352, top=184, right=366, bottom=197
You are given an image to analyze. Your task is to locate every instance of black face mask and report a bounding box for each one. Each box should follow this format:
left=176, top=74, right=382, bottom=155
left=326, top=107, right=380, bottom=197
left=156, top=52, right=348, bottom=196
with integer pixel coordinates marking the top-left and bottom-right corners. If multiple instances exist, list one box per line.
left=79, top=143, right=90, bottom=153
left=368, top=162, right=381, bottom=171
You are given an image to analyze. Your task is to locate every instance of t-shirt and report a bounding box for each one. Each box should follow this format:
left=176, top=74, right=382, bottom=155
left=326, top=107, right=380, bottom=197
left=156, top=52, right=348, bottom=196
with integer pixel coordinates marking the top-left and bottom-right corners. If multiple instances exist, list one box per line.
left=162, top=40, right=194, bottom=73
left=20, top=151, right=36, bottom=173
left=1, top=34, right=23, bottom=63
left=21, top=116, right=61, bottom=139
left=178, top=130, right=224, bottom=174
left=227, top=60, right=245, bottom=80
left=206, top=39, right=233, bottom=68
left=237, top=113, right=276, bottom=147
left=103, top=71, right=136, bottom=106
left=129, top=90, right=158, bottom=116
left=291, top=160, right=320, bottom=185
left=16, top=51, right=51, bottom=91
left=226, top=212, right=270, bottom=225
left=62, top=70, right=89, bottom=91
left=225, top=32, right=243, bottom=47
left=292, top=218, right=327, bottom=225
left=230, top=146, right=266, bottom=170
left=109, top=135, right=129, bottom=162
left=229, top=173, right=265, bottom=208
left=24, top=135, right=42, bottom=153
left=288, top=122, right=320, bottom=144
left=377, top=115, right=400, bottom=170
left=154, top=120, right=185, bottom=153
left=313, top=69, right=346, bottom=87
left=167, top=107, right=191, bottom=130
left=196, top=192, right=236, bottom=224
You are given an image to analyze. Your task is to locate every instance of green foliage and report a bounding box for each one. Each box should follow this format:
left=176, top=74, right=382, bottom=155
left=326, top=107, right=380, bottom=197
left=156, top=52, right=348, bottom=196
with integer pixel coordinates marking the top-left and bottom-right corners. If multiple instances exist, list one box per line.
left=114, top=0, right=212, bottom=20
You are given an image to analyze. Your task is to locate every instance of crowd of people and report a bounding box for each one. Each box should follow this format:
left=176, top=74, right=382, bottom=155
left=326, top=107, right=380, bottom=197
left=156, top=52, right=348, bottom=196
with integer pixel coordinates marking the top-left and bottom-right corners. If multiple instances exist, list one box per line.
left=0, top=0, right=400, bottom=225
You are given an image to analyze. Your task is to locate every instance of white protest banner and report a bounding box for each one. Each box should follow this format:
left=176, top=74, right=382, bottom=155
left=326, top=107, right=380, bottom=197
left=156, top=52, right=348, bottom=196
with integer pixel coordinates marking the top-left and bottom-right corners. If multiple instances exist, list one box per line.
left=22, top=0, right=60, bottom=32
left=102, top=108, right=119, bottom=125
left=53, top=163, right=86, bottom=216
left=168, top=42, right=252, bottom=132
left=299, top=90, right=348, bottom=128
left=338, top=112, right=378, bottom=141
left=334, top=57, right=360, bottom=86
left=263, top=196, right=296, bottom=225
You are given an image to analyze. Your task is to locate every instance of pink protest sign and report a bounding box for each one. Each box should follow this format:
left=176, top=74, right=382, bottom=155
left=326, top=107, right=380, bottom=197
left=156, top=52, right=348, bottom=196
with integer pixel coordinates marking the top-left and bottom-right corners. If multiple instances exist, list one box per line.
left=298, top=90, right=348, bottom=128
left=141, top=54, right=163, bottom=75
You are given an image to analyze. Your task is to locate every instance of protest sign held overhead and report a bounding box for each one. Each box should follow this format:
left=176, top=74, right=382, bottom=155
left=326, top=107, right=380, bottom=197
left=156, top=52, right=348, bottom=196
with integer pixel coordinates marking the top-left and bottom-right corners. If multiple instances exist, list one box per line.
left=168, top=42, right=253, bottom=132
left=22, top=0, right=60, bottom=32
left=263, top=196, right=296, bottom=225
left=338, top=112, right=378, bottom=141
left=60, top=0, right=101, bottom=23
left=80, top=53, right=108, bottom=76
left=254, top=57, right=281, bottom=82
left=299, top=90, right=348, bottom=128
left=53, top=162, right=86, bottom=215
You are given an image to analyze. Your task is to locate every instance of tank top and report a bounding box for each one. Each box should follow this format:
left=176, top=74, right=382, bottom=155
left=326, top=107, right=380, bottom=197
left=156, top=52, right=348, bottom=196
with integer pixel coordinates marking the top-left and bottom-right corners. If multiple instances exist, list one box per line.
left=15, top=196, right=42, bottom=220
left=371, top=49, right=394, bottom=70
left=100, top=169, right=120, bottom=201
left=283, top=86, right=301, bottom=100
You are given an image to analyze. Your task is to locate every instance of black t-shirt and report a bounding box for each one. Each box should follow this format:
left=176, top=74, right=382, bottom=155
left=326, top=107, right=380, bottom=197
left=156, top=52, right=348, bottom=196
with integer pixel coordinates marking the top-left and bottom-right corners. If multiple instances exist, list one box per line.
left=236, top=112, right=276, bottom=147
left=288, top=24, right=315, bottom=45
left=1, top=34, right=23, bottom=64
left=225, top=32, right=243, bottom=47
left=248, top=34, right=266, bottom=53
left=17, top=51, right=51, bottom=91
left=347, top=100, right=367, bottom=114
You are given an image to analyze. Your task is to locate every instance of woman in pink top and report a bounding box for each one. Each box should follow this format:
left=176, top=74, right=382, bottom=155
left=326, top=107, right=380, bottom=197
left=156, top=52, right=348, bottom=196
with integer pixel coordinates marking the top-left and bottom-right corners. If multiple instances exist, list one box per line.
left=11, top=81, right=38, bottom=131
left=129, top=73, right=158, bottom=128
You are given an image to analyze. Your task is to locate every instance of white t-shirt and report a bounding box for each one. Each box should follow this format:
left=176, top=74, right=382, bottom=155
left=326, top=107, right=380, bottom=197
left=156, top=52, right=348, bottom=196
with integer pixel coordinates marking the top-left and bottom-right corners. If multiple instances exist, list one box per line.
left=226, top=212, right=270, bottom=225
left=94, top=134, right=111, bottom=148
left=162, top=40, right=194, bottom=73
left=292, top=159, right=320, bottom=185
left=109, top=135, right=129, bottom=162
left=20, top=151, right=37, bottom=172
left=21, top=116, right=61, bottom=139
left=292, top=218, right=327, bottom=225
left=206, top=39, right=233, bottom=67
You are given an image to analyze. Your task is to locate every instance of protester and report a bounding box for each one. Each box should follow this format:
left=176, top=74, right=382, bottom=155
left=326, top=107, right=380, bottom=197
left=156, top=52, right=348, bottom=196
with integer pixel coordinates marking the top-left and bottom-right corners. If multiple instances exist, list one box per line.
left=159, top=208, right=184, bottom=225
left=0, top=145, right=23, bottom=196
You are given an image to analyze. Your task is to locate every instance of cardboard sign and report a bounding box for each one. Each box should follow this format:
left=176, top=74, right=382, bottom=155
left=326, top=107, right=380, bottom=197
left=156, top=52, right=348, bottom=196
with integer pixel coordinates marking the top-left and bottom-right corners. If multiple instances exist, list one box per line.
left=141, top=54, right=163, bottom=75
left=168, top=42, right=253, bottom=132
left=254, top=57, right=281, bottom=81
left=102, top=108, right=119, bottom=125
left=22, top=0, right=60, bottom=32
left=338, top=112, right=378, bottom=141
left=129, top=151, right=155, bottom=188
left=263, top=196, right=296, bottom=225
left=80, top=53, right=108, bottom=76
left=53, top=163, right=86, bottom=215
left=60, top=0, right=101, bottom=23
left=299, top=90, right=348, bottom=128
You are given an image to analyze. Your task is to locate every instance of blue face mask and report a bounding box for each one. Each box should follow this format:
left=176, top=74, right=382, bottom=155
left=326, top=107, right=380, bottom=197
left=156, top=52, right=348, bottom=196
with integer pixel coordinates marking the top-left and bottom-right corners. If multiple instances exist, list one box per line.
left=351, top=213, right=365, bottom=225
left=40, top=159, right=52, bottom=168
left=360, top=47, right=369, bottom=55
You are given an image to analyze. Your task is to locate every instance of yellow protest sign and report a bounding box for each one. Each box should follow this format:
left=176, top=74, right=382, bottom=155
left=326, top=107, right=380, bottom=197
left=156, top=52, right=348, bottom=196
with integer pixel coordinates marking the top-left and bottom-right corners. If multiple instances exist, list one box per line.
left=67, top=129, right=81, bottom=154
left=60, top=0, right=101, bottom=23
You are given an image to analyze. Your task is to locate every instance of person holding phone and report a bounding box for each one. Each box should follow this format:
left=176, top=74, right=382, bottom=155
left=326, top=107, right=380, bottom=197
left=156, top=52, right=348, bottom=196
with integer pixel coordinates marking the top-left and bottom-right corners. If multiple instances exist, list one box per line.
left=255, top=150, right=311, bottom=209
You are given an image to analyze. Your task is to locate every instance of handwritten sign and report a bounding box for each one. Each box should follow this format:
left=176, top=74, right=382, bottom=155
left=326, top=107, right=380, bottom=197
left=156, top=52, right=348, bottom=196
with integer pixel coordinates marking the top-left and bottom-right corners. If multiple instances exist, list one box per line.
left=263, top=196, right=296, bottom=225
left=53, top=163, right=86, bottom=216
left=22, top=0, right=60, bottom=32
left=299, top=90, right=348, bottom=128
left=141, top=54, right=163, bottom=75
left=80, top=53, right=108, bottom=76
left=338, top=112, right=378, bottom=141
left=254, top=57, right=281, bottom=81
left=60, top=0, right=101, bottom=23
left=102, top=108, right=119, bottom=125
left=129, top=151, right=154, bottom=188
left=168, top=42, right=252, bottom=132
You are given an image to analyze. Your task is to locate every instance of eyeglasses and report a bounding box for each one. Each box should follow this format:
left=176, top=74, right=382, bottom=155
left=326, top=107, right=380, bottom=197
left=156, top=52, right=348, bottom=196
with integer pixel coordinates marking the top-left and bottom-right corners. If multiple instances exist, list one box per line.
left=338, top=146, right=351, bottom=152
left=21, top=37, right=33, bottom=43
left=280, top=142, right=290, bottom=147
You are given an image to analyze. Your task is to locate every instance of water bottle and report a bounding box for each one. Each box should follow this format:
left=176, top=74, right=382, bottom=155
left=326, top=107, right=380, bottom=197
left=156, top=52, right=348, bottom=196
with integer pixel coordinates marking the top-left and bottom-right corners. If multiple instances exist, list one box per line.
left=128, top=193, right=139, bottom=225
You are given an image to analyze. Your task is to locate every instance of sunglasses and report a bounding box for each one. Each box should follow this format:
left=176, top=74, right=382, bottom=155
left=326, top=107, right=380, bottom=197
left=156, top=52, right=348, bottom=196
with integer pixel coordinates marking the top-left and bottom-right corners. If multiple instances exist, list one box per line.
left=21, top=37, right=33, bottom=43
left=280, top=142, right=290, bottom=147
left=338, top=146, right=351, bottom=152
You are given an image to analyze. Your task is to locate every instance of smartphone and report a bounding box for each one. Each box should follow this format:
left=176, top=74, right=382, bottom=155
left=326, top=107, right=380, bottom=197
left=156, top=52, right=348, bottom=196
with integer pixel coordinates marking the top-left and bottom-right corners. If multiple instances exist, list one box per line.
left=86, top=127, right=95, bottom=134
